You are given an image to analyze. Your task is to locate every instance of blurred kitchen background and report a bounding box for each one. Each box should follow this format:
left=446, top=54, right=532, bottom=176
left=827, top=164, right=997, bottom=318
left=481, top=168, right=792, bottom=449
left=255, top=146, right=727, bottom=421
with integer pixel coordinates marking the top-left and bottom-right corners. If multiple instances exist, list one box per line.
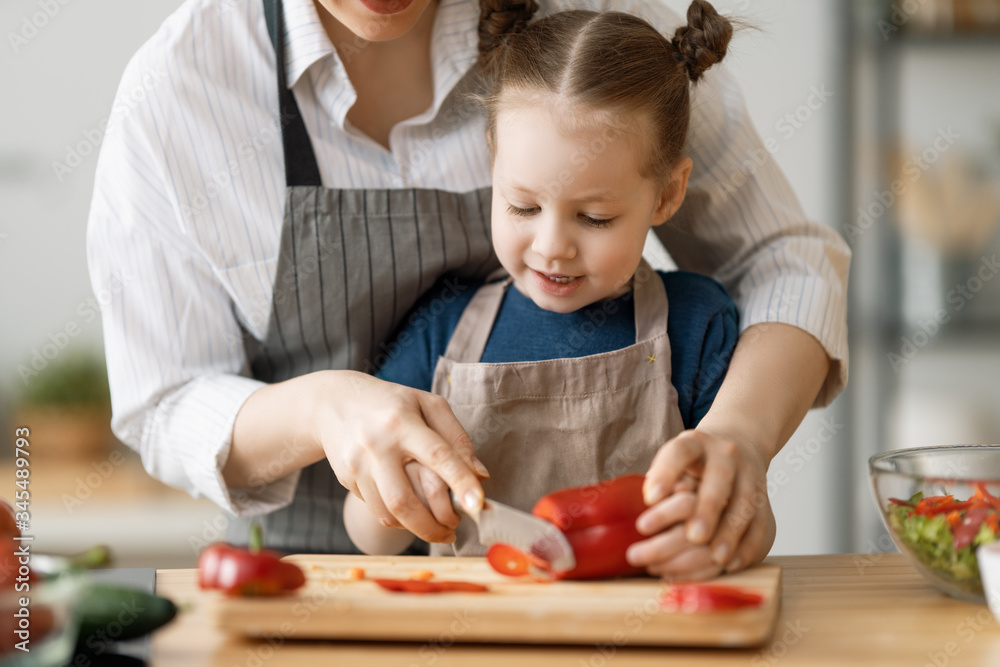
left=1, top=0, right=999, bottom=568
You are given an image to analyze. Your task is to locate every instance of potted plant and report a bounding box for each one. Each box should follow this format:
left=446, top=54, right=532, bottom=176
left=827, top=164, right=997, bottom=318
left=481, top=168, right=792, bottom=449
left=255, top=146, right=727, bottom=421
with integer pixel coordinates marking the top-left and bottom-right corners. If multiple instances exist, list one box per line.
left=13, top=351, right=115, bottom=461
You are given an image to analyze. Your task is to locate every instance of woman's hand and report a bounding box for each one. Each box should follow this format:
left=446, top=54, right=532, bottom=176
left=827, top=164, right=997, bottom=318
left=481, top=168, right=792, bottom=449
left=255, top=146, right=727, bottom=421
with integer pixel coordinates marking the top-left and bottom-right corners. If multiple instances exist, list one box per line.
left=318, top=371, right=488, bottom=542
left=403, top=461, right=463, bottom=539
left=626, top=429, right=776, bottom=577
left=226, top=370, right=488, bottom=544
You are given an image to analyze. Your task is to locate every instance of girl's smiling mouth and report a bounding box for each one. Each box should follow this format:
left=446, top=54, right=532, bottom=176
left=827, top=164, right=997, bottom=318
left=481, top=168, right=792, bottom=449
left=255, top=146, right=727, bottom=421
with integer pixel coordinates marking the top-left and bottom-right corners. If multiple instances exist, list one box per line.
left=531, top=269, right=585, bottom=296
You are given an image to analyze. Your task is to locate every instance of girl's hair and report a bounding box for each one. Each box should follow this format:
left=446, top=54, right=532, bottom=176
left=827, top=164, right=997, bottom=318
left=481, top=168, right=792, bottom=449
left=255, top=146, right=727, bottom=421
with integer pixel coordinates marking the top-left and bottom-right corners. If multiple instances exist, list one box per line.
left=476, top=0, right=733, bottom=180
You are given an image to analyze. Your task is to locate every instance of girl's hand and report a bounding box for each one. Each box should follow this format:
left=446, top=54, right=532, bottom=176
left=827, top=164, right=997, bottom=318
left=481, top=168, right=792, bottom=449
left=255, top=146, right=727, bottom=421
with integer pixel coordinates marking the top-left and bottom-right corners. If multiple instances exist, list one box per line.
left=315, top=371, right=488, bottom=543
left=403, top=461, right=463, bottom=540
left=627, top=428, right=776, bottom=576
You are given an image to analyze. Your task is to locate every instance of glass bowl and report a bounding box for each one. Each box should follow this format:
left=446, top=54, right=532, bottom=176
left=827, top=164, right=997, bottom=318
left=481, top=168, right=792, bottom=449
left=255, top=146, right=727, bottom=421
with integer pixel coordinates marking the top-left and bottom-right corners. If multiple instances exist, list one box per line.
left=0, top=572, right=83, bottom=667
left=869, top=444, right=1000, bottom=603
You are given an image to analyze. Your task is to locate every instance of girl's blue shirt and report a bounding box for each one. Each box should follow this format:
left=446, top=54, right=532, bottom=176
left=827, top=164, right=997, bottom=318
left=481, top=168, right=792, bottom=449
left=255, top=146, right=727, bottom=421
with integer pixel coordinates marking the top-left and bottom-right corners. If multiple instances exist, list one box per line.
left=374, top=270, right=739, bottom=430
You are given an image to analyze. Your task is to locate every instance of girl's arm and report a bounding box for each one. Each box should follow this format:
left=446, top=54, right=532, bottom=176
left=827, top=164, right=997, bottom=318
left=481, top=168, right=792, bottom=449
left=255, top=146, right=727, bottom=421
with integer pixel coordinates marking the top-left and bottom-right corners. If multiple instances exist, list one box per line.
left=344, top=493, right=419, bottom=555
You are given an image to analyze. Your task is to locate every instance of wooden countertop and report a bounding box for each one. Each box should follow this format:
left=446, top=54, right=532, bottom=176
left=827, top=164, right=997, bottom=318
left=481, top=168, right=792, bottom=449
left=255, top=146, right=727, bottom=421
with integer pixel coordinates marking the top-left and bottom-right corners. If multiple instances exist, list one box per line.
left=153, top=553, right=1000, bottom=666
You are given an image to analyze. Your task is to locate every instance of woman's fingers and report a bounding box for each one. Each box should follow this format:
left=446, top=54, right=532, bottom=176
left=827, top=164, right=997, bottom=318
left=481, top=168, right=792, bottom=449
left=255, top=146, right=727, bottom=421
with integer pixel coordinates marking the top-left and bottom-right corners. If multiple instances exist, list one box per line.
left=372, top=457, right=454, bottom=543
left=645, top=545, right=719, bottom=580
left=703, top=464, right=761, bottom=566
left=643, top=432, right=706, bottom=506
left=355, top=475, right=396, bottom=529
left=635, top=491, right=697, bottom=536
left=722, top=495, right=776, bottom=574
left=685, top=438, right=738, bottom=546
left=419, top=392, right=490, bottom=479
left=625, top=524, right=691, bottom=568
left=411, top=394, right=485, bottom=514
left=405, top=462, right=461, bottom=530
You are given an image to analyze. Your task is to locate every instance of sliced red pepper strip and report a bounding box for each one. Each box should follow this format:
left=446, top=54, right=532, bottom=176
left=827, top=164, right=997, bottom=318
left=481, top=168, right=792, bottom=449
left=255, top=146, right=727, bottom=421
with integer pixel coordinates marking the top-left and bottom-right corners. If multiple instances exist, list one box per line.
left=888, top=497, right=914, bottom=507
left=975, top=483, right=1000, bottom=511
left=660, top=584, right=764, bottom=613
left=916, top=501, right=976, bottom=517
left=374, top=578, right=489, bottom=594
left=486, top=544, right=531, bottom=577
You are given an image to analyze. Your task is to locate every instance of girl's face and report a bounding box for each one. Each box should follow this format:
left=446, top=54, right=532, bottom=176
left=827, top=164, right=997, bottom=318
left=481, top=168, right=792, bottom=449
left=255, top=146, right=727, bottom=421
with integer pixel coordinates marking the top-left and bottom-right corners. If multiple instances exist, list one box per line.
left=491, top=98, right=691, bottom=314
left=313, top=0, right=436, bottom=42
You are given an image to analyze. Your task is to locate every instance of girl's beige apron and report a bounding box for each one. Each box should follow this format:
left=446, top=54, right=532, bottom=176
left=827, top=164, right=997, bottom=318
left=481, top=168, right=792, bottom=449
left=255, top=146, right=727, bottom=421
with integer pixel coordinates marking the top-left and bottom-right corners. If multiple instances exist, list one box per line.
left=430, top=261, right=687, bottom=557
left=226, top=0, right=501, bottom=552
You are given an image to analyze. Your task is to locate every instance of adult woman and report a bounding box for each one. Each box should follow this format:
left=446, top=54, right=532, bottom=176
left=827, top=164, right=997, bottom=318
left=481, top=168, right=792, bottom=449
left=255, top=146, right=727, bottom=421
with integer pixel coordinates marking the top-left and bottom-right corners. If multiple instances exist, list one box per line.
left=87, top=0, right=848, bottom=575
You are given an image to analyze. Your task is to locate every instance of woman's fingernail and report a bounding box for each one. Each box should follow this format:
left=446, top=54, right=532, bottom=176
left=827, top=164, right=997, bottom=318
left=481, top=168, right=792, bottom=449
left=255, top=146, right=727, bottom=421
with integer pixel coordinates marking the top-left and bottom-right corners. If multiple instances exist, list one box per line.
left=712, top=543, right=730, bottom=565
left=686, top=520, right=708, bottom=544
left=463, top=490, right=483, bottom=514
left=473, top=459, right=491, bottom=478
left=643, top=483, right=665, bottom=506
left=444, top=533, right=457, bottom=544
left=726, top=557, right=744, bottom=573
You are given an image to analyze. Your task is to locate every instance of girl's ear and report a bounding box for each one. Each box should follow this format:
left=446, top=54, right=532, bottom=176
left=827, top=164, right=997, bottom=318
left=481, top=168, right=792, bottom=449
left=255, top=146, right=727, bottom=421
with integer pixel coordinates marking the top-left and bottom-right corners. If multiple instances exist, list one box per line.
left=652, top=157, right=693, bottom=225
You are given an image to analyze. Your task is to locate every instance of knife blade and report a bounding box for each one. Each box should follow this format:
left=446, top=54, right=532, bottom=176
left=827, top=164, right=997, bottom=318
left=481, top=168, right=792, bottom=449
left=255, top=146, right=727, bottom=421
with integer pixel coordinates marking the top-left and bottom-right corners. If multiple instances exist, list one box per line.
left=451, top=492, right=576, bottom=573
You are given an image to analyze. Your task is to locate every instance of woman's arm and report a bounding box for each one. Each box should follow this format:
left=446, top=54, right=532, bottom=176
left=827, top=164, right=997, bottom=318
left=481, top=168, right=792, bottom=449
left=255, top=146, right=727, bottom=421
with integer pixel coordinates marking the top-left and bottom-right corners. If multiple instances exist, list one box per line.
left=633, top=324, right=828, bottom=575
left=224, top=371, right=486, bottom=542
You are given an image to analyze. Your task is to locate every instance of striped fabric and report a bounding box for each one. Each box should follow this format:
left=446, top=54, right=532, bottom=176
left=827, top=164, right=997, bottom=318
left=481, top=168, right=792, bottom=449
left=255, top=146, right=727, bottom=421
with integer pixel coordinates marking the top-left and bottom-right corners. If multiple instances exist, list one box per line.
left=86, top=0, right=850, bottom=517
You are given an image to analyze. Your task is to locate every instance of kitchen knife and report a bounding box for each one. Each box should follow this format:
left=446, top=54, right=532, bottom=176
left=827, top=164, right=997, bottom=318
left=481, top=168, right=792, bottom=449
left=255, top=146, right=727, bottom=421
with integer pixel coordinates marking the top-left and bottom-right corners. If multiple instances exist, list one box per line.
left=451, top=492, right=576, bottom=573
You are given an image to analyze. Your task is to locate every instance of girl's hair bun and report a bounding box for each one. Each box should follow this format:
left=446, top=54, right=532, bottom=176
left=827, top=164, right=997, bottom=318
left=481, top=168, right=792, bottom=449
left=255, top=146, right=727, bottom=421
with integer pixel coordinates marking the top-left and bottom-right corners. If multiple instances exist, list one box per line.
left=478, top=0, right=540, bottom=72
left=671, top=0, right=733, bottom=82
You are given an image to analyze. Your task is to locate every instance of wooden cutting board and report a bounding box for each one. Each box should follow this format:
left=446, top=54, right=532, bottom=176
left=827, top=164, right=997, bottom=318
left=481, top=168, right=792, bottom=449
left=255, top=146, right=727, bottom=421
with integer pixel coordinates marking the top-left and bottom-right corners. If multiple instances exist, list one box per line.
left=210, top=555, right=781, bottom=647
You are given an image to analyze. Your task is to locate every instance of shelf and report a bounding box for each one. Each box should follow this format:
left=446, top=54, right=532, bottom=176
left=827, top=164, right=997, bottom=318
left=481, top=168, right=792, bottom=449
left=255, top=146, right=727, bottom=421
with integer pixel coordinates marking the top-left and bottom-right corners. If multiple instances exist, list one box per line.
left=885, top=30, right=1000, bottom=47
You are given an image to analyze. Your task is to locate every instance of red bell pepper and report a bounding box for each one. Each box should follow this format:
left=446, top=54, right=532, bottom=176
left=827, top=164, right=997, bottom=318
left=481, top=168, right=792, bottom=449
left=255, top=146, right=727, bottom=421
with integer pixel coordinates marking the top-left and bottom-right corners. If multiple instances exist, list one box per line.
left=197, top=522, right=305, bottom=596
left=485, top=475, right=649, bottom=581
left=531, top=474, right=648, bottom=580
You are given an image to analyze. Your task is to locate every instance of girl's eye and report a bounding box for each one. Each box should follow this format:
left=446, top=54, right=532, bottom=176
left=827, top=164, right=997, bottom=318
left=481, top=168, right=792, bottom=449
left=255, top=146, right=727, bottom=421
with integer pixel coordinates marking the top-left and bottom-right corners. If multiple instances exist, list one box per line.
left=506, top=204, right=537, bottom=217
left=581, top=214, right=613, bottom=228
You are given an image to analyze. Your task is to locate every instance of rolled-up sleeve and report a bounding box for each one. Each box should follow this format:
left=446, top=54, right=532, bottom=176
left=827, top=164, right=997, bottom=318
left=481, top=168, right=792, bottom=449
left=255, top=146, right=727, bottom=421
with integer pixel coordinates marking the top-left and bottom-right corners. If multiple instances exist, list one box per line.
left=85, top=55, right=297, bottom=517
left=653, top=63, right=850, bottom=407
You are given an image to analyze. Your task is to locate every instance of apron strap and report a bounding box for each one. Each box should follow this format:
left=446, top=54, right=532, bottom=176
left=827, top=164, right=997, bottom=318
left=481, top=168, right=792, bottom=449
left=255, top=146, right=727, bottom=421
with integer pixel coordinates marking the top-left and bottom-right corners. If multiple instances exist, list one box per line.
left=262, top=0, right=323, bottom=188
left=633, top=258, right=670, bottom=343
left=441, top=275, right=510, bottom=363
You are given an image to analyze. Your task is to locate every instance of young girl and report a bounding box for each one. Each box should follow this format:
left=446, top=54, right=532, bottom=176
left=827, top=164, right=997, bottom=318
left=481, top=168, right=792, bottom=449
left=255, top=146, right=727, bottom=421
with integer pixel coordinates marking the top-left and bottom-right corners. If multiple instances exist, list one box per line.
left=345, top=1, right=760, bottom=577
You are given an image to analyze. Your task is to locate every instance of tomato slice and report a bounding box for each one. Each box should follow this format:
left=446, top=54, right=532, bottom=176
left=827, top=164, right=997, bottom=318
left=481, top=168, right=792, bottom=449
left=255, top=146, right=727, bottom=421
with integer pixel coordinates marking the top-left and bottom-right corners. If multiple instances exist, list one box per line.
left=660, top=584, right=764, bottom=613
left=374, top=578, right=489, bottom=594
left=487, top=544, right=532, bottom=577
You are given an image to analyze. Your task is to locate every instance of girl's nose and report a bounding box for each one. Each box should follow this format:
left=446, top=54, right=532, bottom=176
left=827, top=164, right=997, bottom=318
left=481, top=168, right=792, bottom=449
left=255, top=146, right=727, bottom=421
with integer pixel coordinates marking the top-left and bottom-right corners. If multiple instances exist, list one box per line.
left=530, top=215, right=577, bottom=261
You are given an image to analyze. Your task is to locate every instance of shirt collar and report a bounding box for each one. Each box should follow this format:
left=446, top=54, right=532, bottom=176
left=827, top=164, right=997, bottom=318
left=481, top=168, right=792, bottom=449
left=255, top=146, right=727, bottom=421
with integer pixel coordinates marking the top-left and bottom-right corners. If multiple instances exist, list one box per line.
left=282, top=0, right=337, bottom=88
left=279, top=0, right=480, bottom=113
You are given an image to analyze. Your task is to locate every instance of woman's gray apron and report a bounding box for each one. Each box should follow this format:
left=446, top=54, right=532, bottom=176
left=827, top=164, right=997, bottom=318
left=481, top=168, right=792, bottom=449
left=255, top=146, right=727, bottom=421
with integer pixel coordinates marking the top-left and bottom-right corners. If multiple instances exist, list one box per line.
left=226, top=0, right=499, bottom=552
left=428, top=261, right=687, bottom=557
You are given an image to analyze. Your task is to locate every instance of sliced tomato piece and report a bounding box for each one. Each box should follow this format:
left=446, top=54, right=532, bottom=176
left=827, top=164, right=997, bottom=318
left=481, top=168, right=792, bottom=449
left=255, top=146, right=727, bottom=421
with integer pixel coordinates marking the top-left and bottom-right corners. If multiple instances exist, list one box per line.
left=953, top=507, right=993, bottom=551
left=373, top=578, right=489, bottom=594
left=660, top=584, right=764, bottom=613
